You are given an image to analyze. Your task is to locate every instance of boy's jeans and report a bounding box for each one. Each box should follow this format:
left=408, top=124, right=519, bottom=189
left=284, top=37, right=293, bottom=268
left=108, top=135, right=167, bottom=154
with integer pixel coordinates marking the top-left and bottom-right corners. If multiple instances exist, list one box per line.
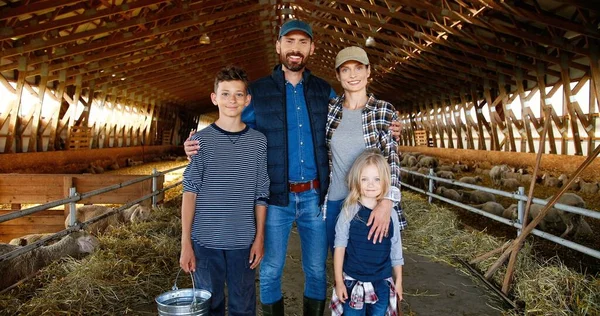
left=260, top=189, right=328, bottom=304
left=192, top=242, right=256, bottom=316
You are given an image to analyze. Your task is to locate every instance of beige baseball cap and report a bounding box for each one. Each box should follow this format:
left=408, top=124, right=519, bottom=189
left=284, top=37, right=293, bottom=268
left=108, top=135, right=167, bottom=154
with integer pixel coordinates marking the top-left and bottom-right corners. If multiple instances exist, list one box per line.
left=335, top=46, right=370, bottom=69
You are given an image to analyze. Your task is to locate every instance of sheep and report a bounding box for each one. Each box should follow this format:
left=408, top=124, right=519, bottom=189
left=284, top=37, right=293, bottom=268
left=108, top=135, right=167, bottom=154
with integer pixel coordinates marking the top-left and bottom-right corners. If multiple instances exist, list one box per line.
left=435, top=170, right=455, bottom=180
left=416, top=156, right=439, bottom=169
left=91, top=162, right=104, bottom=174
left=458, top=189, right=496, bottom=204
left=579, top=180, right=599, bottom=194
left=436, top=164, right=457, bottom=172
left=504, top=171, right=521, bottom=180
left=574, top=218, right=593, bottom=239
left=453, top=162, right=470, bottom=172
left=458, top=176, right=482, bottom=185
left=9, top=233, right=55, bottom=246
left=406, top=156, right=417, bottom=167
left=65, top=204, right=151, bottom=234
left=509, top=193, right=587, bottom=237
left=126, top=158, right=143, bottom=167
left=474, top=167, right=490, bottom=175
left=552, top=192, right=586, bottom=208
left=500, top=178, right=521, bottom=191
left=542, top=173, right=562, bottom=187
left=489, top=164, right=511, bottom=186
left=472, top=202, right=506, bottom=218
left=557, top=174, right=569, bottom=186
left=107, top=162, right=120, bottom=170
left=401, top=154, right=417, bottom=167
left=567, top=178, right=581, bottom=191
left=0, top=231, right=99, bottom=290
left=505, top=204, right=566, bottom=234
left=519, top=174, right=534, bottom=184
left=416, top=167, right=431, bottom=189
left=435, top=187, right=462, bottom=202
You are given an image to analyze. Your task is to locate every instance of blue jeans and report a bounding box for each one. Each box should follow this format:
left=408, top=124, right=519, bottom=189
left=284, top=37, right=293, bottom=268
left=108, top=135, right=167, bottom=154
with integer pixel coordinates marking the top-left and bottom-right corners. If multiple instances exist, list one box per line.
left=342, top=279, right=390, bottom=316
left=260, top=189, right=328, bottom=304
left=326, top=199, right=344, bottom=256
left=192, top=242, right=256, bottom=316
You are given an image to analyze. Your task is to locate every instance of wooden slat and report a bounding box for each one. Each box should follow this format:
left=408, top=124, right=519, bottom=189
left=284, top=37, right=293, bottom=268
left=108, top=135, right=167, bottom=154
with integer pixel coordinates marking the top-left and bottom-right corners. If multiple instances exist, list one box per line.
left=0, top=174, right=164, bottom=204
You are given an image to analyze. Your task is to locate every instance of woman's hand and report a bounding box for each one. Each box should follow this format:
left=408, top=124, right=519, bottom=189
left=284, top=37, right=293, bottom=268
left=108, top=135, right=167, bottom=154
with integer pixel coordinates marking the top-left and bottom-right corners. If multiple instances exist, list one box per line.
left=367, top=199, right=392, bottom=243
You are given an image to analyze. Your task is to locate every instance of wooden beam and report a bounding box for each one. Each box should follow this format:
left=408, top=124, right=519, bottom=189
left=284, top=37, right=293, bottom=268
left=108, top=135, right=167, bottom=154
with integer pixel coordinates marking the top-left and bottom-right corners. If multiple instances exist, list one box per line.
left=47, top=71, right=68, bottom=151
left=515, top=69, right=536, bottom=153
left=0, top=0, right=171, bottom=41
left=483, top=80, right=501, bottom=151
left=4, top=57, right=27, bottom=153
left=0, top=0, right=85, bottom=21
left=27, top=63, right=49, bottom=152
left=1, top=0, right=256, bottom=58
left=559, top=54, right=584, bottom=155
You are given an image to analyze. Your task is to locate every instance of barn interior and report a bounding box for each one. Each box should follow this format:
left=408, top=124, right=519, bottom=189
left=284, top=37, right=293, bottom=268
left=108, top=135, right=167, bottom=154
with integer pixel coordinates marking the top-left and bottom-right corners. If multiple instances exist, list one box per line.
left=1, top=0, right=600, bottom=314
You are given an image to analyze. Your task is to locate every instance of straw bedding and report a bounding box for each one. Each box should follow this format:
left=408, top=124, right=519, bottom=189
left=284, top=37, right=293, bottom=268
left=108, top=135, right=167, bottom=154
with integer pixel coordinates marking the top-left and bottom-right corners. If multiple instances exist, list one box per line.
left=401, top=191, right=599, bottom=315
left=0, top=190, right=598, bottom=315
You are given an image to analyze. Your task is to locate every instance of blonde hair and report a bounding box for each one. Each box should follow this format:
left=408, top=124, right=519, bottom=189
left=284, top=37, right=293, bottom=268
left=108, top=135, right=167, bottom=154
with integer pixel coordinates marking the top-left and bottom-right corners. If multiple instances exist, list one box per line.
left=342, top=149, right=391, bottom=216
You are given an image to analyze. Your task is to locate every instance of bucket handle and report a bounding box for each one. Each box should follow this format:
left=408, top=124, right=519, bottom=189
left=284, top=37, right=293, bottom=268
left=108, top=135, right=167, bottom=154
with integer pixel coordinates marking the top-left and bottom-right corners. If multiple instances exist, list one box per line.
left=172, top=269, right=198, bottom=308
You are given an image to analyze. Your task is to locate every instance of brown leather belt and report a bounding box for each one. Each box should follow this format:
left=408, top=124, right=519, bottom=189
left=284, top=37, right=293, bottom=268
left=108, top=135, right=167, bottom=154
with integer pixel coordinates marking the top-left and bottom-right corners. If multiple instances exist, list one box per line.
left=289, top=180, right=320, bottom=193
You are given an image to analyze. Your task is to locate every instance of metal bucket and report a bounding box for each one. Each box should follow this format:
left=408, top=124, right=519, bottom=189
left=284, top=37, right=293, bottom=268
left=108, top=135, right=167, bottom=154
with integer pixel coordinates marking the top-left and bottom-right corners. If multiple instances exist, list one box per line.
left=156, top=269, right=212, bottom=316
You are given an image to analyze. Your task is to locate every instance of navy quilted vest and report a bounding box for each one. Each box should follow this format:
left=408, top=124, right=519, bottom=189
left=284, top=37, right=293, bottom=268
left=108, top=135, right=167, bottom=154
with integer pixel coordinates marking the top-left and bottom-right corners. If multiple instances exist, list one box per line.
left=249, top=65, right=331, bottom=206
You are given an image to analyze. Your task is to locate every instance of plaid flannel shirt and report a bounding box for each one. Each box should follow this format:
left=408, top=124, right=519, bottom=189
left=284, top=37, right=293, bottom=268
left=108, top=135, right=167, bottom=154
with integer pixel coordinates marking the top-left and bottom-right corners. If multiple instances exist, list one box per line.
left=326, top=93, right=407, bottom=230
left=330, top=273, right=398, bottom=316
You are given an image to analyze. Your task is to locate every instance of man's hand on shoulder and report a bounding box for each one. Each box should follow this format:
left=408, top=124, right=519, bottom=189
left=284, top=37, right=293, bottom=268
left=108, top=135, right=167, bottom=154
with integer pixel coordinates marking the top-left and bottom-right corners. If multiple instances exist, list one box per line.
left=184, top=130, right=200, bottom=160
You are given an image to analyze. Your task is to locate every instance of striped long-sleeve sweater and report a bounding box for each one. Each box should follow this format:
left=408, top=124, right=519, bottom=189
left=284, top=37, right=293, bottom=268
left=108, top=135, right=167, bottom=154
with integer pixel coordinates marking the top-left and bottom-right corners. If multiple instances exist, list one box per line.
left=183, top=123, right=270, bottom=250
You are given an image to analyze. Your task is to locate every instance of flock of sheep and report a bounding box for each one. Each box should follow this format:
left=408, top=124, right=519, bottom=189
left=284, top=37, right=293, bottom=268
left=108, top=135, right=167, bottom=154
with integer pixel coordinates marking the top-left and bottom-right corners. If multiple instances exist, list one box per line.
left=82, top=154, right=184, bottom=174
left=0, top=204, right=152, bottom=290
left=400, top=152, right=595, bottom=240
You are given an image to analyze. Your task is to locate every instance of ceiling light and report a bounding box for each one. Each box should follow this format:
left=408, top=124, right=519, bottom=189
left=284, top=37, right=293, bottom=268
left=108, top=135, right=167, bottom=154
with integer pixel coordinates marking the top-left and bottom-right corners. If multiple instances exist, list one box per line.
left=365, top=36, right=376, bottom=47
left=199, top=33, right=210, bottom=45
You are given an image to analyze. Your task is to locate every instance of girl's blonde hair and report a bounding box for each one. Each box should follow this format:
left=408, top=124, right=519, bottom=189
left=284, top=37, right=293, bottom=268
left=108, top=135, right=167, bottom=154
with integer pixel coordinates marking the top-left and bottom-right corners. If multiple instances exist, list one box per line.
left=342, top=149, right=391, bottom=216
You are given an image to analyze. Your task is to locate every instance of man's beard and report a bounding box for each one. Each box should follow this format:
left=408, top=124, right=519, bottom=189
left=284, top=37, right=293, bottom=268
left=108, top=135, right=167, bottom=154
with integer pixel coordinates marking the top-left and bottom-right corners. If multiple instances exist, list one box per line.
left=280, top=51, right=309, bottom=72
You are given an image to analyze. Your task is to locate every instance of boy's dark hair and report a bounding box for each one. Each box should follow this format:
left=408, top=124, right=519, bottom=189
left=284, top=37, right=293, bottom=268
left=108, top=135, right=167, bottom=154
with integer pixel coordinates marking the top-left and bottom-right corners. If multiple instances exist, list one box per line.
left=214, top=65, right=249, bottom=92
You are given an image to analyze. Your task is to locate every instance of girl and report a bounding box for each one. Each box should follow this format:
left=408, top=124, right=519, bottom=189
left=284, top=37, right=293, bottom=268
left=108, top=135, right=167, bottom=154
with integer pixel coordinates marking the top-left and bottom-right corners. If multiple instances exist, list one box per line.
left=331, top=149, right=403, bottom=316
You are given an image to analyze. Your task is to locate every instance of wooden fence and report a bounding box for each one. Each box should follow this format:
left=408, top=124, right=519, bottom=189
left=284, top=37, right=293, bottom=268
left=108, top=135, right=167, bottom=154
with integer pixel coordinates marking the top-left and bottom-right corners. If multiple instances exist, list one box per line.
left=0, top=174, right=164, bottom=243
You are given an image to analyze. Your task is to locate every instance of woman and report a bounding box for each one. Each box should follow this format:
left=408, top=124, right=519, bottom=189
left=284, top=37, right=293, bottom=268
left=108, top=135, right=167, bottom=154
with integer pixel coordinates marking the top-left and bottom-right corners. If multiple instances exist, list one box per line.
left=325, top=46, right=406, bottom=254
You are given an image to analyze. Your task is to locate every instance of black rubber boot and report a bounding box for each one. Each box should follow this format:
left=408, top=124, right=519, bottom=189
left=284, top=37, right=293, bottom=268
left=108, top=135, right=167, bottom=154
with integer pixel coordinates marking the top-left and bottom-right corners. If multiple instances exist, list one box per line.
left=262, top=298, right=284, bottom=316
left=303, top=296, right=325, bottom=316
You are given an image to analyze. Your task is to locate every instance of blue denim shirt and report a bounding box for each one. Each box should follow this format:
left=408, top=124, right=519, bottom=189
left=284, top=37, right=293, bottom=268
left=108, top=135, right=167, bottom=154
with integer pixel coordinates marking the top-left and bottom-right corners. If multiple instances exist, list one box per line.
left=242, top=82, right=337, bottom=183
left=286, top=80, right=317, bottom=182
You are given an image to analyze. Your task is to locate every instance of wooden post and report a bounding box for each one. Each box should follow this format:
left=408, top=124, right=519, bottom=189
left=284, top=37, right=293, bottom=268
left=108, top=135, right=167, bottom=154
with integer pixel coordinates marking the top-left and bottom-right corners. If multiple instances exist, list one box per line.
left=483, top=80, right=501, bottom=151
left=48, top=70, right=67, bottom=151
left=515, top=69, right=536, bottom=153
left=5, top=57, right=27, bottom=153
left=560, top=54, right=584, bottom=155
left=63, top=176, right=73, bottom=217
left=497, top=74, right=517, bottom=152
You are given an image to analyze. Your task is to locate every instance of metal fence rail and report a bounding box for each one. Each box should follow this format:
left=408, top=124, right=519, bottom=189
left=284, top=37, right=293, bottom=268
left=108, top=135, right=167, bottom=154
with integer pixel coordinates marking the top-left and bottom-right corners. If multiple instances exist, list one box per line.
left=0, top=165, right=186, bottom=263
left=400, top=167, right=600, bottom=260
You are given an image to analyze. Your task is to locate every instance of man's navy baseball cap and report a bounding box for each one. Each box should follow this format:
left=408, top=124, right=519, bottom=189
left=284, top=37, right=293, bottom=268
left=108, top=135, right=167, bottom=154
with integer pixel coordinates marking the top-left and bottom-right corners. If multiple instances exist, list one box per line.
left=279, top=20, right=313, bottom=39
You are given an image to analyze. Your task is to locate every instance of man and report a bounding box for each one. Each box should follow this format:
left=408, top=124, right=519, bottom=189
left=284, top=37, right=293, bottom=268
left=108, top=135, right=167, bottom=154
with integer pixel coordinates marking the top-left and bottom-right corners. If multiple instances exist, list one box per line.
left=185, top=20, right=396, bottom=316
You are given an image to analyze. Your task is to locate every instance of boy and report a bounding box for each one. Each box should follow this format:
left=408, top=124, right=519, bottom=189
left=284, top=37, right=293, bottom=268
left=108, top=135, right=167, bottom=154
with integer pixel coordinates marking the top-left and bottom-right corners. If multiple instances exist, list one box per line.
left=180, top=65, right=270, bottom=316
